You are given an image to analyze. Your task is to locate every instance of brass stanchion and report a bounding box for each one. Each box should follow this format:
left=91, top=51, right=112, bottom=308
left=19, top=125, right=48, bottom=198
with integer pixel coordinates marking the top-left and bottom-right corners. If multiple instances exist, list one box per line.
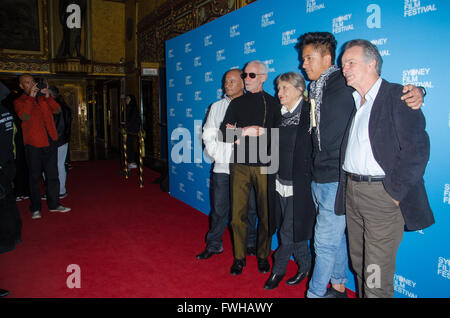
left=138, top=129, right=145, bottom=188
left=121, top=127, right=129, bottom=179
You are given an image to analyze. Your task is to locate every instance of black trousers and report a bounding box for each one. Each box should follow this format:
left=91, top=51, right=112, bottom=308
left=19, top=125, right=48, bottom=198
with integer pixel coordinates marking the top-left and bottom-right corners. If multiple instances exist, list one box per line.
left=24, top=144, right=60, bottom=212
left=126, top=134, right=138, bottom=164
left=272, top=193, right=311, bottom=275
left=0, top=191, right=22, bottom=254
left=13, top=142, right=29, bottom=198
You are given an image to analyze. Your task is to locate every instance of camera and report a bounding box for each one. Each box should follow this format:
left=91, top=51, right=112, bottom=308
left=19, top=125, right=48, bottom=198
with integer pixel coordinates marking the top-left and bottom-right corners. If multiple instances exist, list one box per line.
left=36, top=81, right=47, bottom=97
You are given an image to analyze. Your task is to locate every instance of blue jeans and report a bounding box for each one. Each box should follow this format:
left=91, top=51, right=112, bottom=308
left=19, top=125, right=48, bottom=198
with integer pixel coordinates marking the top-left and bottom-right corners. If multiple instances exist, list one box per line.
left=57, top=143, right=68, bottom=195
left=307, top=181, right=348, bottom=298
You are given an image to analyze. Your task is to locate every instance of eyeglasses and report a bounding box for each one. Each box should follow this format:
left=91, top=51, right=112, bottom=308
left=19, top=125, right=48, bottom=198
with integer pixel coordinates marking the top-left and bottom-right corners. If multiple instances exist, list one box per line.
left=240, top=72, right=264, bottom=79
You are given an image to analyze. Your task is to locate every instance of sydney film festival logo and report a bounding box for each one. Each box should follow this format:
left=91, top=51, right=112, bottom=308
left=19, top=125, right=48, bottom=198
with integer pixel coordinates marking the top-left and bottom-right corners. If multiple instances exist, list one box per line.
left=306, top=0, right=325, bottom=13
left=230, top=24, right=240, bottom=38
left=404, top=0, right=437, bottom=17
left=185, top=43, right=192, bottom=53
left=402, top=67, right=433, bottom=89
left=444, top=184, right=450, bottom=205
left=437, top=257, right=450, bottom=280
left=282, top=29, right=297, bottom=46
left=244, top=41, right=256, bottom=55
left=394, top=274, right=418, bottom=298
left=261, top=12, right=275, bottom=28
left=370, top=38, right=390, bottom=57
left=194, top=56, right=202, bottom=67
left=332, top=13, right=354, bottom=34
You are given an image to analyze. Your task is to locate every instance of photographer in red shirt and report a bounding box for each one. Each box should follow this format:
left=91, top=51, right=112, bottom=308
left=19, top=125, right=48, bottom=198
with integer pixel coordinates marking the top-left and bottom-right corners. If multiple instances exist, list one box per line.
left=14, top=74, right=70, bottom=219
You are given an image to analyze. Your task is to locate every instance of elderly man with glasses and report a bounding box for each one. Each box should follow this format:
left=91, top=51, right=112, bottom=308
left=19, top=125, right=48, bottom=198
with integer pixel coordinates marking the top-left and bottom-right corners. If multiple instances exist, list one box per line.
left=220, top=60, right=281, bottom=276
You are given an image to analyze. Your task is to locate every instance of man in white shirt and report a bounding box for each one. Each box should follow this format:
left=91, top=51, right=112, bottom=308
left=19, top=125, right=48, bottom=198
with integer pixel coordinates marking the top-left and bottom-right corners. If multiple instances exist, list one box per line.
left=196, top=69, right=258, bottom=260
left=339, top=39, right=433, bottom=297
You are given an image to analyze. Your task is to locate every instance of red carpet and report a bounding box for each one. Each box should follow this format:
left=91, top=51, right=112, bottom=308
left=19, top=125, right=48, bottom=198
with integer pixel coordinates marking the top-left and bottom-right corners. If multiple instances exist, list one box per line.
left=0, top=159, right=354, bottom=299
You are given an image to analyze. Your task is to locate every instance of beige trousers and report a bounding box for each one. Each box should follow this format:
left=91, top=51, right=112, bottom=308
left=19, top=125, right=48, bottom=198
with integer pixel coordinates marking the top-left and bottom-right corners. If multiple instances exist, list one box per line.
left=230, top=164, right=271, bottom=260
left=346, top=176, right=405, bottom=298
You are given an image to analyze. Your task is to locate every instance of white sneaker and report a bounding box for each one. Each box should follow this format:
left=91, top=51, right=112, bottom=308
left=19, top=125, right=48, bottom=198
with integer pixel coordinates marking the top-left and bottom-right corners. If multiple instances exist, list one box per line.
left=128, top=162, right=137, bottom=169
left=31, top=211, right=41, bottom=219
left=49, top=205, right=71, bottom=213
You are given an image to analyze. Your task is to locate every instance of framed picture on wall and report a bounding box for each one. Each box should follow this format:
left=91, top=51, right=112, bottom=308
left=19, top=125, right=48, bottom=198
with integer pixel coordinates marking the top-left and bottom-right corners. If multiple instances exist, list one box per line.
left=0, top=0, right=43, bottom=54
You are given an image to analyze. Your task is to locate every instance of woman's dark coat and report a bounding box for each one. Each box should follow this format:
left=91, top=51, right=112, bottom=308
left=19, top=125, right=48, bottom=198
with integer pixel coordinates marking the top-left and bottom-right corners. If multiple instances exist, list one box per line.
left=268, top=100, right=316, bottom=242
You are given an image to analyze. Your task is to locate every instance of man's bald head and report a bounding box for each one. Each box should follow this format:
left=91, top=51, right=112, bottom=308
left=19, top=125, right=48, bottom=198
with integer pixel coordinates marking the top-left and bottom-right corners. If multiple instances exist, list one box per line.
left=18, top=74, right=36, bottom=96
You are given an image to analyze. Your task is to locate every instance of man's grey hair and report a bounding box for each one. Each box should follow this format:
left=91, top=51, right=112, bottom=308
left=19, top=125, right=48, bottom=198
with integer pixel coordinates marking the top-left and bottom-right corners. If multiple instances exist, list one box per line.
left=246, top=60, right=268, bottom=74
left=344, top=39, right=383, bottom=75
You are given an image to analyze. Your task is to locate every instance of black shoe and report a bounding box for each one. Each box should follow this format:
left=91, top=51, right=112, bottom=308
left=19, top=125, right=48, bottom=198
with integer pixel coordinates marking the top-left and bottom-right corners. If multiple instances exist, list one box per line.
left=257, top=258, right=270, bottom=273
left=196, top=249, right=222, bottom=260
left=322, top=287, right=348, bottom=298
left=247, top=246, right=256, bottom=256
left=264, top=273, right=285, bottom=290
left=286, top=271, right=309, bottom=286
left=230, top=259, right=246, bottom=275
left=0, top=289, right=10, bottom=298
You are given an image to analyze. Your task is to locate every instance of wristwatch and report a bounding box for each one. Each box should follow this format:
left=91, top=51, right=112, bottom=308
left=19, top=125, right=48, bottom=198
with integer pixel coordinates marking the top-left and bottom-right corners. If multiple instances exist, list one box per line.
left=419, top=86, right=427, bottom=97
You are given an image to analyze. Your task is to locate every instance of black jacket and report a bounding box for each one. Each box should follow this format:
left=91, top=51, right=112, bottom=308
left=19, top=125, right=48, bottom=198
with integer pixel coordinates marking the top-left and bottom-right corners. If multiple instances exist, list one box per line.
left=268, top=100, right=316, bottom=241
left=335, top=79, right=434, bottom=231
left=126, top=102, right=141, bottom=135
left=54, top=98, right=72, bottom=147
left=311, top=71, right=355, bottom=183
left=0, top=105, right=22, bottom=254
left=0, top=105, right=14, bottom=168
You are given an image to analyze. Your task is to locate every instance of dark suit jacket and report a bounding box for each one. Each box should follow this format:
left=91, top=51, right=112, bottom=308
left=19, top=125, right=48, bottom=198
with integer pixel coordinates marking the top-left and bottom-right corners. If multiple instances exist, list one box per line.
left=335, top=79, right=434, bottom=231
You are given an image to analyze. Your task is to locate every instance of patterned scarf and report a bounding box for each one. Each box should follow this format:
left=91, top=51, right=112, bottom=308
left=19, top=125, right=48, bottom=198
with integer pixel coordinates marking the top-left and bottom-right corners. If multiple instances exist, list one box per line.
left=308, top=64, right=340, bottom=151
left=280, top=100, right=302, bottom=127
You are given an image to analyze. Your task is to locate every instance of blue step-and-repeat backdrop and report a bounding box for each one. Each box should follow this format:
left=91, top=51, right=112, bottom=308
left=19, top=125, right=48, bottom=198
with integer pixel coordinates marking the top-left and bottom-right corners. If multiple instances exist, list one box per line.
left=165, top=0, right=450, bottom=297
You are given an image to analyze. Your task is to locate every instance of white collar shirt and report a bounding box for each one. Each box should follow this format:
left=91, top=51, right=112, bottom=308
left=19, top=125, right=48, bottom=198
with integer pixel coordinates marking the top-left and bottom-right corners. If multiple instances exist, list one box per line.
left=343, top=77, right=385, bottom=176
left=202, top=95, right=234, bottom=174
left=280, top=97, right=302, bottom=115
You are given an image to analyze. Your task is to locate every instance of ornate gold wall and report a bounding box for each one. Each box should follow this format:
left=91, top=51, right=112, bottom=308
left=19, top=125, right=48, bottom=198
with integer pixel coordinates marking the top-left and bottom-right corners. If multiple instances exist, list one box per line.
left=0, top=0, right=127, bottom=76
left=138, top=0, right=168, bottom=22
left=91, top=0, right=125, bottom=66
left=0, top=0, right=128, bottom=161
left=135, top=0, right=256, bottom=162
left=0, top=0, right=255, bottom=163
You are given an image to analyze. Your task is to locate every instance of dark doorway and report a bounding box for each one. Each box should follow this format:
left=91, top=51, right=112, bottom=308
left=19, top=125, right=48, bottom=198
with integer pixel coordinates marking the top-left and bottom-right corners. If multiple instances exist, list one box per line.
left=141, top=78, right=154, bottom=163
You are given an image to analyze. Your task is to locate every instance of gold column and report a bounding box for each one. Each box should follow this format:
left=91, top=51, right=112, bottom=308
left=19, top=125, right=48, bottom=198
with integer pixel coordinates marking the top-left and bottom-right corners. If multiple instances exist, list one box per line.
left=138, top=129, right=146, bottom=188
left=122, top=127, right=129, bottom=179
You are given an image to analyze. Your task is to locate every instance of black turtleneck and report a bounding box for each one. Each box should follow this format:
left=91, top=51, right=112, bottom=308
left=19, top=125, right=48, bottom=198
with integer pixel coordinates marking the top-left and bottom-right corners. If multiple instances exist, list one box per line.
left=219, top=90, right=281, bottom=166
